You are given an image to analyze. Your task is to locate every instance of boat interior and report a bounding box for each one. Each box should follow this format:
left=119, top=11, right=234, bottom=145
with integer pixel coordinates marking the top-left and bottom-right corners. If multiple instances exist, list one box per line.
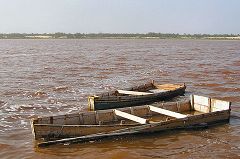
left=91, top=82, right=185, bottom=98
left=32, top=95, right=230, bottom=126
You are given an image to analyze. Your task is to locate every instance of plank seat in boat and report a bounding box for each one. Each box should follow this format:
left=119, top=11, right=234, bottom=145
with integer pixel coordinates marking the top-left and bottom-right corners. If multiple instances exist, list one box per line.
left=117, top=90, right=153, bottom=95
left=32, top=95, right=231, bottom=147
left=148, top=89, right=168, bottom=93
left=88, top=81, right=186, bottom=110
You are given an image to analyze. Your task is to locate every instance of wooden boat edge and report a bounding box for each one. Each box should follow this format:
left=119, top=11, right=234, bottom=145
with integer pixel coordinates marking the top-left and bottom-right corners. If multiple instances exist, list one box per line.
left=88, top=82, right=186, bottom=110
left=32, top=94, right=231, bottom=144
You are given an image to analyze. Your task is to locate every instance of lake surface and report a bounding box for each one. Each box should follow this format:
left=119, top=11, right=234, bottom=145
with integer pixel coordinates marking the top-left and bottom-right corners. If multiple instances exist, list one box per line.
left=0, top=39, right=239, bottom=159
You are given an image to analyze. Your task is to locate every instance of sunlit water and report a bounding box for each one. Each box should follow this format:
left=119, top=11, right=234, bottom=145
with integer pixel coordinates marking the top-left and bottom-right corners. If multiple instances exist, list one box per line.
left=0, top=39, right=239, bottom=159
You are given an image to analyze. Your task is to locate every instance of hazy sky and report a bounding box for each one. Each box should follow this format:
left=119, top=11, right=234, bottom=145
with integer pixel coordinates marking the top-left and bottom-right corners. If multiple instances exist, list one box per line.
left=0, top=0, right=239, bottom=34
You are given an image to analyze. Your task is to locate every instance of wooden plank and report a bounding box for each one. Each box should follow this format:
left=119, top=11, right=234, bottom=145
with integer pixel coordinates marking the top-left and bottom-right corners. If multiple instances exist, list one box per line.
left=148, top=89, right=168, bottom=93
left=155, top=84, right=182, bottom=90
left=114, top=109, right=148, bottom=124
left=117, top=90, right=153, bottom=95
left=33, top=124, right=135, bottom=140
left=130, top=105, right=150, bottom=117
left=81, top=112, right=97, bottom=125
left=194, top=104, right=210, bottom=113
left=190, top=94, right=194, bottom=110
left=149, top=105, right=187, bottom=119
left=38, top=109, right=230, bottom=147
left=193, top=95, right=210, bottom=113
left=193, top=95, right=210, bottom=106
left=177, top=101, right=191, bottom=112
left=33, top=103, right=230, bottom=142
left=96, top=110, right=115, bottom=123
left=211, top=99, right=231, bottom=112
left=38, top=127, right=140, bottom=147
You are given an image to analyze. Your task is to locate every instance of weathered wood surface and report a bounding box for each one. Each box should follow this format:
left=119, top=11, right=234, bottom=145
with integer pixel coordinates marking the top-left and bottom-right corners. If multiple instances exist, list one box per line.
left=32, top=123, right=138, bottom=140
left=114, top=109, right=148, bottom=124
left=38, top=109, right=230, bottom=147
left=148, top=105, right=187, bottom=119
left=211, top=98, right=231, bottom=112
left=32, top=100, right=191, bottom=140
left=193, top=95, right=211, bottom=113
left=32, top=95, right=231, bottom=144
left=117, top=90, right=153, bottom=95
left=191, top=95, right=231, bottom=113
left=155, top=84, right=185, bottom=90
left=38, top=127, right=141, bottom=147
left=88, top=82, right=186, bottom=110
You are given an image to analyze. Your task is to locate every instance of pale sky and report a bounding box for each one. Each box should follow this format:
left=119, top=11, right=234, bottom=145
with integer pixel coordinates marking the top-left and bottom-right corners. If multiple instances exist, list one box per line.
left=0, top=0, right=239, bottom=34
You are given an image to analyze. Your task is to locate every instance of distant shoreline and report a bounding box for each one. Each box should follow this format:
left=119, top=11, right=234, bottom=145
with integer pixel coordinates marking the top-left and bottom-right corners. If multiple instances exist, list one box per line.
left=1, top=33, right=240, bottom=40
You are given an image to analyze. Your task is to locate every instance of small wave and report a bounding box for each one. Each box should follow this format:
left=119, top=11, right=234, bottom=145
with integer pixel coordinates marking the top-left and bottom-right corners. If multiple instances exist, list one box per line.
left=3, top=103, right=45, bottom=113
left=0, top=101, right=7, bottom=107
left=214, top=96, right=240, bottom=103
left=0, top=143, right=11, bottom=149
left=28, top=90, right=48, bottom=98
left=2, top=90, right=25, bottom=96
left=194, top=83, right=222, bottom=87
left=98, top=71, right=112, bottom=75
left=4, top=104, right=21, bottom=112
left=47, top=98, right=58, bottom=104
left=18, top=104, right=35, bottom=110
left=232, top=60, right=240, bottom=66
left=197, top=63, right=213, bottom=68
left=20, top=120, right=28, bottom=126
left=212, top=87, right=240, bottom=92
left=219, top=69, right=238, bottom=76
left=46, top=98, right=70, bottom=105
left=231, top=112, right=240, bottom=119
left=53, top=86, right=69, bottom=92
left=182, top=72, right=200, bottom=79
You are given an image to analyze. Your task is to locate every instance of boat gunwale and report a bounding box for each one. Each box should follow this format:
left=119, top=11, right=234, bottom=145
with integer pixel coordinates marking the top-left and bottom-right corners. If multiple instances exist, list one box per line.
left=32, top=94, right=231, bottom=144
left=88, top=82, right=186, bottom=110
left=92, top=83, right=186, bottom=100
left=32, top=109, right=230, bottom=128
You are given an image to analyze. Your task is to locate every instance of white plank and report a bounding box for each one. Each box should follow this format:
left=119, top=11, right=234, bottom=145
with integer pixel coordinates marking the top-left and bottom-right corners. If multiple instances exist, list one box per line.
left=114, top=109, right=148, bottom=124
left=190, top=94, right=194, bottom=110
left=211, top=99, right=230, bottom=111
left=149, top=105, right=187, bottom=119
left=194, top=104, right=210, bottom=113
left=148, top=89, right=168, bottom=93
left=193, top=95, right=210, bottom=106
left=117, top=90, right=153, bottom=95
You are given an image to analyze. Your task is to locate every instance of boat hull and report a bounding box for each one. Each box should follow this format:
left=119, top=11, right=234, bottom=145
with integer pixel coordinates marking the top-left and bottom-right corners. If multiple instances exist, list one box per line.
left=31, top=100, right=190, bottom=141
left=88, top=82, right=186, bottom=110
left=37, top=109, right=230, bottom=147
left=31, top=95, right=231, bottom=146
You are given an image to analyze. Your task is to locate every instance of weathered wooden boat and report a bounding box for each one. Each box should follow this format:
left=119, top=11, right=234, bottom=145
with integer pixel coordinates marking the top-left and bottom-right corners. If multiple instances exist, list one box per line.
left=88, top=81, right=186, bottom=110
left=31, top=95, right=231, bottom=147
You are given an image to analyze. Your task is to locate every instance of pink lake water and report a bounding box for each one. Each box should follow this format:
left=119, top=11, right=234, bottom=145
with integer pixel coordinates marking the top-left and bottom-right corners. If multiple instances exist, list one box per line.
left=0, top=39, right=239, bottom=159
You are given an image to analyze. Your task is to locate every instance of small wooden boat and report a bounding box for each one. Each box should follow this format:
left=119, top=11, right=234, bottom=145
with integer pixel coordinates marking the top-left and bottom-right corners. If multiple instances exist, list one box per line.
left=31, top=95, right=231, bottom=147
left=88, top=81, right=186, bottom=110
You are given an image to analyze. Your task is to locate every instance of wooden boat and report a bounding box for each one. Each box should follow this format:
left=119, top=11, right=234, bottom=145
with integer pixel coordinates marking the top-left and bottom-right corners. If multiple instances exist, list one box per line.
left=88, top=81, right=186, bottom=110
left=31, top=95, right=231, bottom=147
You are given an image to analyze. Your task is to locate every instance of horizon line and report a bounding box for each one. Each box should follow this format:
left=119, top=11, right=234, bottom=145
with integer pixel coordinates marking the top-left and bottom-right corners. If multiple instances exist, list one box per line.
left=1, top=32, right=240, bottom=35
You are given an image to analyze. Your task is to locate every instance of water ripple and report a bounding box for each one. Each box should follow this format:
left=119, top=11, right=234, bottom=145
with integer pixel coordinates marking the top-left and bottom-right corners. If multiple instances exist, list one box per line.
left=0, top=39, right=239, bottom=158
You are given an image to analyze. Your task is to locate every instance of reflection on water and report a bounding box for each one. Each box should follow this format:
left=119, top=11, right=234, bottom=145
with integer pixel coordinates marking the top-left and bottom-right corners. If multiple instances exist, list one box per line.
left=0, top=39, right=239, bottom=158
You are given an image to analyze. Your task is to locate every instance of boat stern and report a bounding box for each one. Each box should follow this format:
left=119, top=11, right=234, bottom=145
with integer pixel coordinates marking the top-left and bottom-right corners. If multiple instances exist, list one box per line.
left=88, top=96, right=98, bottom=111
left=191, top=95, right=231, bottom=122
left=30, top=118, right=38, bottom=140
